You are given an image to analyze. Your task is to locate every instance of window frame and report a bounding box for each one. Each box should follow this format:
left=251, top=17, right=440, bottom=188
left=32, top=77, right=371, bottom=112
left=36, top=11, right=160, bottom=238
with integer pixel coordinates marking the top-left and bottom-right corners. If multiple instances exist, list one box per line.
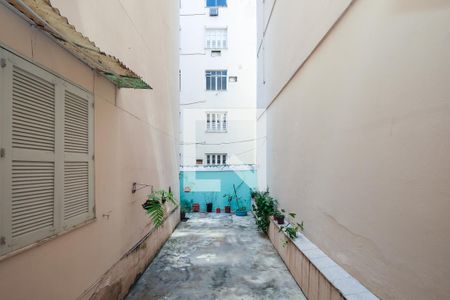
left=0, top=47, right=95, bottom=257
left=206, top=0, right=227, bottom=7
left=205, top=28, right=228, bottom=50
left=205, top=70, right=227, bottom=91
left=205, top=153, right=228, bottom=166
left=206, top=111, right=227, bottom=133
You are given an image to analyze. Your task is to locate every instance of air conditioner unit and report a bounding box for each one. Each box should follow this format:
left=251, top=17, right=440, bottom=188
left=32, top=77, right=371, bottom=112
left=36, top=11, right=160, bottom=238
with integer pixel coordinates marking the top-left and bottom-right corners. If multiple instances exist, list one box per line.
left=209, top=7, right=219, bottom=16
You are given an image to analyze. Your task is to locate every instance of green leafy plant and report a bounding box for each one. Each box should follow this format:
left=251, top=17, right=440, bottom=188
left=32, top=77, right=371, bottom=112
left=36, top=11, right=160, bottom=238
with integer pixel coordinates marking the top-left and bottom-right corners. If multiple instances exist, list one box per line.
left=142, top=190, right=177, bottom=228
left=279, top=211, right=304, bottom=247
left=223, top=193, right=233, bottom=205
left=252, top=190, right=278, bottom=233
left=273, top=209, right=284, bottom=218
left=224, top=185, right=248, bottom=213
left=181, top=200, right=192, bottom=213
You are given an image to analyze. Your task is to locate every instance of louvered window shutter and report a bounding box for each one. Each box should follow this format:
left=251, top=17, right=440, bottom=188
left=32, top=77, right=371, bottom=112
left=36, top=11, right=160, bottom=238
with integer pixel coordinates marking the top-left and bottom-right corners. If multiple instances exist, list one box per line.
left=0, top=48, right=94, bottom=256
left=62, top=87, right=94, bottom=228
left=0, top=52, right=58, bottom=255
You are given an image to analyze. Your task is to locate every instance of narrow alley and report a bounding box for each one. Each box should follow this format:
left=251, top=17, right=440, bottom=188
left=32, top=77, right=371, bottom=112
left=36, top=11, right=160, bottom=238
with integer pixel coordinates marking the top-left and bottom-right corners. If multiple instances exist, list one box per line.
left=126, top=214, right=306, bottom=300
left=0, top=0, right=449, bottom=299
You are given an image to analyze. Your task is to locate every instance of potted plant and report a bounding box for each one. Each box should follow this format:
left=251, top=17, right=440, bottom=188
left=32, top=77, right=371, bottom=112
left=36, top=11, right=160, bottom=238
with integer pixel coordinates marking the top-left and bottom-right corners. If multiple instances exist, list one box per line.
left=192, top=202, right=200, bottom=212
left=232, top=184, right=248, bottom=216
left=235, top=206, right=248, bottom=216
left=274, top=209, right=285, bottom=224
left=279, top=211, right=304, bottom=247
left=206, top=201, right=213, bottom=212
left=223, top=193, right=232, bottom=213
left=252, top=190, right=278, bottom=233
left=180, top=201, right=192, bottom=220
left=142, top=189, right=177, bottom=228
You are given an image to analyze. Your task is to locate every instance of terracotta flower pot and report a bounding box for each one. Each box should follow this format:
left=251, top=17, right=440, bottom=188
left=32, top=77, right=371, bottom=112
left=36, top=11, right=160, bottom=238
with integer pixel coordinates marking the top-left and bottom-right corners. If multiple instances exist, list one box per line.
left=192, top=203, right=200, bottom=212
left=225, top=206, right=231, bottom=213
left=216, top=208, right=221, bottom=213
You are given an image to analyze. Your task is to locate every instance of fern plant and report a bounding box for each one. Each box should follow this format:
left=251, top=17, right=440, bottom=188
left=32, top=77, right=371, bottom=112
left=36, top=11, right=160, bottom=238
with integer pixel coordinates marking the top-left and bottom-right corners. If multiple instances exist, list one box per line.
left=142, top=190, right=177, bottom=228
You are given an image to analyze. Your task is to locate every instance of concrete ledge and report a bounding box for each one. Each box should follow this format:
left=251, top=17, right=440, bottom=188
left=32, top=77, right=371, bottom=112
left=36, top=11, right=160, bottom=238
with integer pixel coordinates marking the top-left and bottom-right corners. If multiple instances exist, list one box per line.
left=268, top=219, right=378, bottom=300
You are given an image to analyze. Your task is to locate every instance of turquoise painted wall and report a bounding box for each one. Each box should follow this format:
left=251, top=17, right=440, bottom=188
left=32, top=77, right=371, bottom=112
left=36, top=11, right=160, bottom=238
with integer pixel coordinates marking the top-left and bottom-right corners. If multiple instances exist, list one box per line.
left=179, top=170, right=256, bottom=212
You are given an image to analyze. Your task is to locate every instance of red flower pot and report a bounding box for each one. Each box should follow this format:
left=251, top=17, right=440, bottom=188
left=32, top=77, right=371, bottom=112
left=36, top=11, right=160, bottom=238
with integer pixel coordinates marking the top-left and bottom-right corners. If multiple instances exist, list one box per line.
left=192, top=203, right=200, bottom=212
left=216, top=208, right=221, bottom=213
left=225, top=206, right=231, bottom=213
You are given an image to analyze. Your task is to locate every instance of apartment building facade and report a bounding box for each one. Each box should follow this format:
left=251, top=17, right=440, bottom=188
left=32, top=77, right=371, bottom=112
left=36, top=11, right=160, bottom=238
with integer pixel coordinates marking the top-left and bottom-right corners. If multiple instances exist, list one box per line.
left=0, top=1, right=180, bottom=299
left=179, top=0, right=256, bottom=168
left=179, top=0, right=257, bottom=211
left=257, top=0, right=450, bottom=299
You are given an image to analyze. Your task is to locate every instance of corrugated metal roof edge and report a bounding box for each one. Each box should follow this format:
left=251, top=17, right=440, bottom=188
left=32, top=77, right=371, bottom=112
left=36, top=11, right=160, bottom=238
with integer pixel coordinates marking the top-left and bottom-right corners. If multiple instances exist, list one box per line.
left=5, top=0, right=151, bottom=89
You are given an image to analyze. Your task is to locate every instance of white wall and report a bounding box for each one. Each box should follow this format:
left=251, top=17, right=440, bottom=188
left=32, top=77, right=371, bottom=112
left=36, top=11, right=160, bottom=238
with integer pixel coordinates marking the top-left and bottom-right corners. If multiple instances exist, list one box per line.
left=180, top=0, right=256, bottom=167
left=257, top=0, right=450, bottom=299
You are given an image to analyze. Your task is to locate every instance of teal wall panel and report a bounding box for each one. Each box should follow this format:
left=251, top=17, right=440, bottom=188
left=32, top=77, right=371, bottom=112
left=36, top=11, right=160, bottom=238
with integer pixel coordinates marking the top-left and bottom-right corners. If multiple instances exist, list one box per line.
left=180, top=170, right=256, bottom=212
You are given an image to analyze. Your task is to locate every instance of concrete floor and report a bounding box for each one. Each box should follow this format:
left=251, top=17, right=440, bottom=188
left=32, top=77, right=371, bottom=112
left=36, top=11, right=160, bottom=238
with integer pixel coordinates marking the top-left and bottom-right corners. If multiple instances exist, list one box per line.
left=126, top=213, right=306, bottom=300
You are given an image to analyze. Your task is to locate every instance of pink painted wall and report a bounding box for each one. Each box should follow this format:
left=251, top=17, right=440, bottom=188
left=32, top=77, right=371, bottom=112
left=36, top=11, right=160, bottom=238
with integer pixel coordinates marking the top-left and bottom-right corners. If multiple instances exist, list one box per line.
left=0, top=1, right=180, bottom=299
left=258, top=0, right=450, bottom=299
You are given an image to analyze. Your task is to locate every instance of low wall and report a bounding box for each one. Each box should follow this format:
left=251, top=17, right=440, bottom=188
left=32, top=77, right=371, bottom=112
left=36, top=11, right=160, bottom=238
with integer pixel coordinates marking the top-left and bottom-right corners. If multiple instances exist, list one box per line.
left=268, top=219, right=378, bottom=300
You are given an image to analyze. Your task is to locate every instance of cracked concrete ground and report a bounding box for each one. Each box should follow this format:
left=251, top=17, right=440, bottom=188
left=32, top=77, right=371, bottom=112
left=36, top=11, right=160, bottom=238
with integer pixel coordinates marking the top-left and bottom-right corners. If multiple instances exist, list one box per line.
left=126, top=213, right=306, bottom=300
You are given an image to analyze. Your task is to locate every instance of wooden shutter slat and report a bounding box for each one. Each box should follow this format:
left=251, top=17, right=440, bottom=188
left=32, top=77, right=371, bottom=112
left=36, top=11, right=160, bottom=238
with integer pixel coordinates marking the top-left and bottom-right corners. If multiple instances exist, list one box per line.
left=10, top=64, right=56, bottom=242
left=11, top=159, right=55, bottom=238
left=2, top=50, right=93, bottom=255
left=64, top=91, right=89, bottom=155
left=63, top=156, right=89, bottom=220
left=12, top=67, right=55, bottom=153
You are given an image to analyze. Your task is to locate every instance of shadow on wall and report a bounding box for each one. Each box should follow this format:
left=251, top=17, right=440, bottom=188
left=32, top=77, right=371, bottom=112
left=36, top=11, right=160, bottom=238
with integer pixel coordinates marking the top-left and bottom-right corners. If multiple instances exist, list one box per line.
left=179, top=170, right=257, bottom=212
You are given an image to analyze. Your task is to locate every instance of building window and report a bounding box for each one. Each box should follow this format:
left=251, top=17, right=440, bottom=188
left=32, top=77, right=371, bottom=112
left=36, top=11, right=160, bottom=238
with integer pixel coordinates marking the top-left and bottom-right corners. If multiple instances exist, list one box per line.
left=196, top=159, right=203, bottom=165
left=205, top=28, right=227, bottom=49
left=206, top=0, right=227, bottom=7
left=0, top=48, right=94, bottom=256
left=206, top=154, right=227, bottom=166
left=206, top=112, right=227, bottom=132
left=206, top=70, right=227, bottom=91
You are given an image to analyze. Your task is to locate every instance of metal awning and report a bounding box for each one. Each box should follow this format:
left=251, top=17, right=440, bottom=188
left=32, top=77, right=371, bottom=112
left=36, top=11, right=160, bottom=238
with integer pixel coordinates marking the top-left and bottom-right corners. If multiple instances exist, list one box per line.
left=5, top=0, right=151, bottom=89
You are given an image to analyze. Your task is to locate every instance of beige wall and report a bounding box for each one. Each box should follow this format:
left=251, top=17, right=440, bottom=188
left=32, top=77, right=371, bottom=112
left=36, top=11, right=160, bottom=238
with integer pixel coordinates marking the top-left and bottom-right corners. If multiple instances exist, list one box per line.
left=258, top=0, right=450, bottom=299
left=0, top=0, right=180, bottom=299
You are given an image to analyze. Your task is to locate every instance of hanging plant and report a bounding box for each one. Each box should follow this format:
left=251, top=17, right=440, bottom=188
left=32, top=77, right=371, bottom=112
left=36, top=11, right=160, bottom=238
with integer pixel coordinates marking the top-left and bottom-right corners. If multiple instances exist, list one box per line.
left=142, top=190, right=177, bottom=228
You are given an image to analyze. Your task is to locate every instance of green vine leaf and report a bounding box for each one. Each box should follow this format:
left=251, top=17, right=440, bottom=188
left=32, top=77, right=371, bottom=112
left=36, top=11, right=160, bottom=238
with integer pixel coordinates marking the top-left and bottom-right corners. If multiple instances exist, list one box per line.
left=142, top=189, right=178, bottom=228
